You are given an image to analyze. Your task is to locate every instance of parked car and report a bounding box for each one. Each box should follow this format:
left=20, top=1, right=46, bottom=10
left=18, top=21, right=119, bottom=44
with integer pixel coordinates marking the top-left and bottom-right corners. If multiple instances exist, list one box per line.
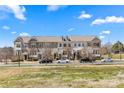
left=39, top=58, right=53, bottom=64
left=101, top=58, right=113, bottom=62
left=58, top=57, right=70, bottom=63
left=58, top=59, right=70, bottom=63
left=80, top=57, right=96, bottom=63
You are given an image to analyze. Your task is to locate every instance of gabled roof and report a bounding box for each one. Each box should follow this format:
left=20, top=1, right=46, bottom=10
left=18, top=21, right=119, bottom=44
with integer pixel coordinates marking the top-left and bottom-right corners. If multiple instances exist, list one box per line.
left=14, top=36, right=100, bottom=43
left=14, top=36, right=31, bottom=43
left=70, top=36, right=99, bottom=42
left=32, top=36, right=62, bottom=42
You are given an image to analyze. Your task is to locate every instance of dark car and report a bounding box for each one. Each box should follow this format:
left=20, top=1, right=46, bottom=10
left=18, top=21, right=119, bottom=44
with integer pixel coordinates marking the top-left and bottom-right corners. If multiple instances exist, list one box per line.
left=39, top=58, right=53, bottom=64
left=80, top=57, right=96, bottom=63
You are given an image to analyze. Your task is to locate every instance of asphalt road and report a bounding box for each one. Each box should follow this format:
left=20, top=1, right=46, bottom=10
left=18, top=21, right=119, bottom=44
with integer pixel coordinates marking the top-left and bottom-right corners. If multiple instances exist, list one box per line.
left=0, top=60, right=124, bottom=67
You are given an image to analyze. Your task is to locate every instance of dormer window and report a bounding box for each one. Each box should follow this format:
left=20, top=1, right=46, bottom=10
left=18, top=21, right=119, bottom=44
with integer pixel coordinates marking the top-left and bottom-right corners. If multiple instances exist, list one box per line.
left=62, top=36, right=66, bottom=41
left=66, top=36, right=71, bottom=41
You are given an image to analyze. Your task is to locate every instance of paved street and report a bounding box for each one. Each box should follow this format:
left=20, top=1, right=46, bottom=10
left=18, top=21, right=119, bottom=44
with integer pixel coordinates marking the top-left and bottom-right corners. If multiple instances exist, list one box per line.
left=0, top=60, right=124, bottom=67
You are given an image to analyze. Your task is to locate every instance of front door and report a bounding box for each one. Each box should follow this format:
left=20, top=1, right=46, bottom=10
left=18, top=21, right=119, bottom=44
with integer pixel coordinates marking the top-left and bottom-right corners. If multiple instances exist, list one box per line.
left=24, top=55, right=27, bottom=60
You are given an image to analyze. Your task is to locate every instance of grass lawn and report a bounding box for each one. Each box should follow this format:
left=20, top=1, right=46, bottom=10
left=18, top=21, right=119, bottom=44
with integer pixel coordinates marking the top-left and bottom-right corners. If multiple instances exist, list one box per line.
left=103, top=53, right=124, bottom=59
left=0, top=65, right=124, bottom=88
left=112, top=54, right=124, bottom=59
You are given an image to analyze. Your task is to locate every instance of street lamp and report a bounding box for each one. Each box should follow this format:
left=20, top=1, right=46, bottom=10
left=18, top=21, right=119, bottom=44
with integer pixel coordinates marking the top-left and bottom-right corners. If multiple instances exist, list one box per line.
left=18, top=50, right=21, bottom=67
left=5, top=56, right=7, bottom=64
left=119, top=48, right=122, bottom=60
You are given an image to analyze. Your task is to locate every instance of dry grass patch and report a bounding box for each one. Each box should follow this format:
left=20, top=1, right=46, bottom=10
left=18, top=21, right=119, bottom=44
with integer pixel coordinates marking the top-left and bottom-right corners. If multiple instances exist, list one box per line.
left=0, top=65, right=124, bottom=87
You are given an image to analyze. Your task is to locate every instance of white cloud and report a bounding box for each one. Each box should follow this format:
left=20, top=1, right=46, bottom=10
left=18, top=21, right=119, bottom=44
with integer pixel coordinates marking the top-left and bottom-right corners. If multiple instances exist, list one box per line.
left=19, top=32, right=30, bottom=36
left=78, top=11, right=92, bottom=19
left=47, top=5, right=67, bottom=11
left=8, top=5, right=26, bottom=20
left=2, top=25, right=10, bottom=30
left=99, top=35, right=105, bottom=39
left=68, top=28, right=75, bottom=32
left=100, top=30, right=111, bottom=35
left=99, top=30, right=111, bottom=39
left=11, top=31, right=17, bottom=34
left=0, top=5, right=26, bottom=20
left=92, top=16, right=124, bottom=25
left=92, top=19, right=105, bottom=25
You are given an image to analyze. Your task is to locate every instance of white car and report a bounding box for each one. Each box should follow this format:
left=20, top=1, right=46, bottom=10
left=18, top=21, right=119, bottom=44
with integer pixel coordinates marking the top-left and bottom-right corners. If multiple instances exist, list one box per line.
left=58, top=58, right=70, bottom=63
left=101, top=58, right=113, bottom=62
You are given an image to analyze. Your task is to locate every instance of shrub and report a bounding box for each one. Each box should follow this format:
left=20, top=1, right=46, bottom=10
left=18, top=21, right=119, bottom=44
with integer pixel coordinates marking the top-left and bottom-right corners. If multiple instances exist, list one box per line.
left=11, top=56, right=23, bottom=62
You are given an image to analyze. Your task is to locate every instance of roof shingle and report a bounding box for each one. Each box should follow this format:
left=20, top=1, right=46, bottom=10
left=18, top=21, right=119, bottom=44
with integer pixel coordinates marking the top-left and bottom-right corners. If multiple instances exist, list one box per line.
left=15, top=36, right=100, bottom=43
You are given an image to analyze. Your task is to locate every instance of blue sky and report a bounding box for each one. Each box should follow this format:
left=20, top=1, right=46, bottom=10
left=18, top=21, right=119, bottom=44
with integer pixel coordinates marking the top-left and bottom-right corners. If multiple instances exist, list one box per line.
left=0, top=5, right=124, bottom=47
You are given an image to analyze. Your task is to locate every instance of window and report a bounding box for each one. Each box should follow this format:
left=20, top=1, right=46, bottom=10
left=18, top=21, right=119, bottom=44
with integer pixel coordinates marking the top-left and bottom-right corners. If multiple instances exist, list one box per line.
left=63, top=39, right=66, bottom=41
left=63, top=43, right=67, bottom=47
left=74, top=43, right=77, bottom=47
left=68, top=44, right=71, bottom=47
left=16, top=44, right=21, bottom=48
left=30, top=51, right=37, bottom=55
left=94, top=43, right=100, bottom=47
left=93, top=50, right=95, bottom=54
left=59, top=43, right=62, bottom=47
left=31, top=43, right=36, bottom=48
left=62, top=37, right=66, bottom=41
left=34, top=51, right=37, bottom=55
left=82, top=43, right=84, bottom=47
left=24, top=44, right=28, bottom=48
left=16, top=50, right=21, bottom=55
left=37, top=43, right=41, bottom=48
left=53, top=43, right=58, bottom=48
left=93, top=50, right=98, bottom=54
left=40, top=44, right=42, bottom=47
left=78, top=43, right=81, bottom=47
left=87, top=42, right=91, bottom=46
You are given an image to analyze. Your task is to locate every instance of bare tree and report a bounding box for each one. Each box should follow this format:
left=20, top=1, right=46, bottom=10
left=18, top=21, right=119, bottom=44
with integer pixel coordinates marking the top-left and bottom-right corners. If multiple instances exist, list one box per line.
left=100, top=47, right=108, bottom=55
left=42, top=48, right=53, bottom=59
left=63, top=47, right=72, bottom=59
left=80, top=47, right=96, bottom=62
left=0, top=47, right=14, bottom=64
left=104, top=42, right=112, bottom=57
